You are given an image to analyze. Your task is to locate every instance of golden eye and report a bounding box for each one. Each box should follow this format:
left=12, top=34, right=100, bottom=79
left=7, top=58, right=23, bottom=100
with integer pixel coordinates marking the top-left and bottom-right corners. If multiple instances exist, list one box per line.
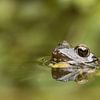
left=75, top=45, right=90, bottom=57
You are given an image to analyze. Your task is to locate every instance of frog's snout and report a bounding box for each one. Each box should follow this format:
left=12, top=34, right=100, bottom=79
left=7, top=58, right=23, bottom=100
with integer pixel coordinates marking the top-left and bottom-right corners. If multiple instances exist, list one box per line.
left=93, top=56, right=100, bottom=66
left=85, top=56, right=100, bottom=68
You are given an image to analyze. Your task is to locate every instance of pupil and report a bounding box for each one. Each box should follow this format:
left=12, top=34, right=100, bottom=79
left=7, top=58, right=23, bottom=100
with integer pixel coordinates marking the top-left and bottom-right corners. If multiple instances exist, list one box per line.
left=78, top=48, right=88, bottom=57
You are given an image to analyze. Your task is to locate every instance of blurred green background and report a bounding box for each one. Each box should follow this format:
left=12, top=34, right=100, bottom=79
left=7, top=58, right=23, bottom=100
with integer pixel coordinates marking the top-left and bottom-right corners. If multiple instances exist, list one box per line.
left=0, top=0, right=100, bottom=100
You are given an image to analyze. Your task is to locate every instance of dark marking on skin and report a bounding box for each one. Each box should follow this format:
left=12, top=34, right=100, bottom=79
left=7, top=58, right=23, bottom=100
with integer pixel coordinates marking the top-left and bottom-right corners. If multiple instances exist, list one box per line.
left=50, top=49, right=72, bottom=64
left=52, top=68, right=70, bottom=79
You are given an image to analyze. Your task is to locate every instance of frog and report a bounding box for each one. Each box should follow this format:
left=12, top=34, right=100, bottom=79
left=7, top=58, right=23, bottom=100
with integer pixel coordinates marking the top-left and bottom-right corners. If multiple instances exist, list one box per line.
left=49, top=41, right=100, bottom=84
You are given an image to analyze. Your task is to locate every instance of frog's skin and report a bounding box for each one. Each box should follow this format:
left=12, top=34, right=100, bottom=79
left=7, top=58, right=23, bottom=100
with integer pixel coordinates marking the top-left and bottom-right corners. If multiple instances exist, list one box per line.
left=50, top=41, right=100, bottom=84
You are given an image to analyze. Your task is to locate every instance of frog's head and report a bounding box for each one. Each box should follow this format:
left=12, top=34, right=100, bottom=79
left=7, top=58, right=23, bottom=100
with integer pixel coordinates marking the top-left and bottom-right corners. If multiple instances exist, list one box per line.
left=50, top=41, right=100, bottom=68
left=50, top=41, right=100, bottom=82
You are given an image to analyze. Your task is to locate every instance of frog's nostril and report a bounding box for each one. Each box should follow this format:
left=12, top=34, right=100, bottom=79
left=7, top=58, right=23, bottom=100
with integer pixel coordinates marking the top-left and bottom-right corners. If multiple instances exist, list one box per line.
left=92, top=56, right=97, bottom=59
left=92, top=56, right=99, bottom=61
left=92, top=56, right=100, bottom=66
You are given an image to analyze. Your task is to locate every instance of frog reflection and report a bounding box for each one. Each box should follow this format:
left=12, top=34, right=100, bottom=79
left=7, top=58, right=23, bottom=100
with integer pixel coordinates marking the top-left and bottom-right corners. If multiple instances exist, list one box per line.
left=50, top=41, right=100, bottom=84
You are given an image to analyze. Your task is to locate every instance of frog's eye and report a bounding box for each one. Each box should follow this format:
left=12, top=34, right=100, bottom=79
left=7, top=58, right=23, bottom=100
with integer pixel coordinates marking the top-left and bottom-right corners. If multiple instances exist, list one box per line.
left=75, top=45, right=90, bottom=57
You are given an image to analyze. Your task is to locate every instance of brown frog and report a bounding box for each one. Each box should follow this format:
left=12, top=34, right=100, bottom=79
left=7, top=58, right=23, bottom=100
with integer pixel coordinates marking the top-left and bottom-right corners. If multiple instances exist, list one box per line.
left=50, top=41, right=100, bottom=84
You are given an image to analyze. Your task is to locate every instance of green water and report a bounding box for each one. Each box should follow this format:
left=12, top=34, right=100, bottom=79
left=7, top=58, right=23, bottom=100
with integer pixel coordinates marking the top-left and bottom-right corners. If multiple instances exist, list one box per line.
left=0, top=0, right=100, bottom=100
